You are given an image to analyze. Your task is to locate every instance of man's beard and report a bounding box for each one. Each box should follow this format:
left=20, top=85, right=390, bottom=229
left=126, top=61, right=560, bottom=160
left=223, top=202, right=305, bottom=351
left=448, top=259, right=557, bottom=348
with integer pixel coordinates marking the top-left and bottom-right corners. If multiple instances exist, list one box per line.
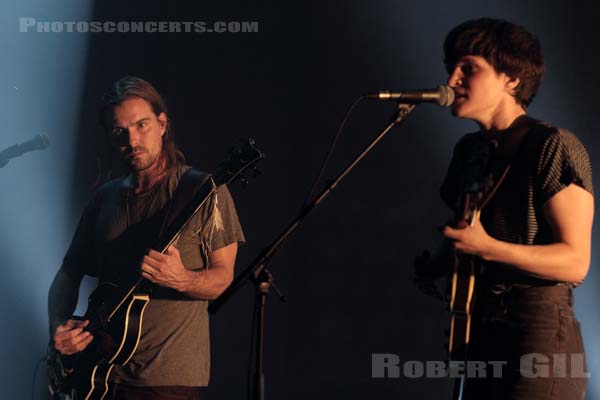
left=124, top=147, right=161, bottom=172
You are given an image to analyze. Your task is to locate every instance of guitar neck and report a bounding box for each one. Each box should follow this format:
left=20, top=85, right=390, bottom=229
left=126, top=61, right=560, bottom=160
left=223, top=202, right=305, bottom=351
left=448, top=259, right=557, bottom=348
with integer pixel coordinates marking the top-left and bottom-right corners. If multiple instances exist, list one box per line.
left=105, top=138, right=265, bottom=321
left=154, top=178, right=218, bottom=254
left=456, top=192, right=482, bottom=227
left=107, top=179, right=219, bottom=321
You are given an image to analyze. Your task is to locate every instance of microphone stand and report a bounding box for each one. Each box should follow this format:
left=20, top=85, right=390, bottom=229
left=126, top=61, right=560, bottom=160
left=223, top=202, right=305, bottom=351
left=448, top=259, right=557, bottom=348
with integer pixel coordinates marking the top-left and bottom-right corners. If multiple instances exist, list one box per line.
left=208, top=102, right=417, bottom=400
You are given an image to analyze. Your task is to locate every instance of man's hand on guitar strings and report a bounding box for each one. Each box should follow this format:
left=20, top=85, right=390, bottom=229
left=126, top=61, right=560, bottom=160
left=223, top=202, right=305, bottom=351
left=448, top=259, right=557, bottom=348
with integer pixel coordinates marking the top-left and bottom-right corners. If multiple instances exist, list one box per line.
left=442, top=218, right=496, bottom=259
left=53, top=319, right=94, bottom=356
left=141, top=245, right=193, bottom=292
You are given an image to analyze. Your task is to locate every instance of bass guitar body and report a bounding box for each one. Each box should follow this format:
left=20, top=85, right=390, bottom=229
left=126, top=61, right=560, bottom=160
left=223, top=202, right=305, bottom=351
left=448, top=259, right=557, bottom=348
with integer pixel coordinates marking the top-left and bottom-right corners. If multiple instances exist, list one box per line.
left=48, top=283, right=150, bottom=400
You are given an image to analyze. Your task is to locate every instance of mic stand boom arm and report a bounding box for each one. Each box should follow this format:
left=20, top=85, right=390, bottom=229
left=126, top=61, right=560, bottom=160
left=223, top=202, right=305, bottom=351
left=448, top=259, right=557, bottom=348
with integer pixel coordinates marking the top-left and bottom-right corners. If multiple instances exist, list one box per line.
left=208, top=102, right=416, bottom=400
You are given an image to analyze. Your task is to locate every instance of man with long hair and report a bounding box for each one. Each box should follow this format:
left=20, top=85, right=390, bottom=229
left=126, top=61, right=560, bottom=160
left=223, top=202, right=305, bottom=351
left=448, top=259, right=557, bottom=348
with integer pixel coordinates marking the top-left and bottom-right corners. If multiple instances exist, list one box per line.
left=48, top=76, right=245, bottom=399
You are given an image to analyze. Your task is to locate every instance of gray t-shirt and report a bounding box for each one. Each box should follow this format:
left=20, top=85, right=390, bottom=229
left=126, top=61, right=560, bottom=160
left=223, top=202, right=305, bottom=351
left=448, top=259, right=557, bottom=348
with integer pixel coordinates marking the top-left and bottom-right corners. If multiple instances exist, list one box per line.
left=61, top=163, right=245, bottom=386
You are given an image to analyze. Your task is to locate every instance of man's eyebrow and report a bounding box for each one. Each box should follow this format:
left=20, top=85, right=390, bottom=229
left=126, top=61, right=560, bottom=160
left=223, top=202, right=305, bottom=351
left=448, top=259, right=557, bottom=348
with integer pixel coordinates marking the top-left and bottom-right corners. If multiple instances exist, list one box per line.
left=112, top=117, right=151, bottom=128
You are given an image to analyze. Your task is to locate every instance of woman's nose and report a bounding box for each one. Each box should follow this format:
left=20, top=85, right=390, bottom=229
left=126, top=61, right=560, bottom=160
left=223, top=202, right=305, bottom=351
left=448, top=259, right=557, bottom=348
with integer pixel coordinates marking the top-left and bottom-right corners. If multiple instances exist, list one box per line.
left=447, top=69, right=463, bottom=87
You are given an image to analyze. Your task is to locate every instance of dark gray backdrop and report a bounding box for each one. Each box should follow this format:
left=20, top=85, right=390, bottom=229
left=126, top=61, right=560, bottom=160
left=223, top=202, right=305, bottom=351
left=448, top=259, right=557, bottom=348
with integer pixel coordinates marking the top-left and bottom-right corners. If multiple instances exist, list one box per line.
left=2, top=1, right=600, bottom=399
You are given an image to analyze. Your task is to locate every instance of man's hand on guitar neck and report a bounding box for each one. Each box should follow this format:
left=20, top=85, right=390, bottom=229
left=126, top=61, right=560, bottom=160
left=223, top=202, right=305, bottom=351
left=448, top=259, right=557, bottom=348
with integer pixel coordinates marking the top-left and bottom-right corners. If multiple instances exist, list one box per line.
left=141, top=245, right=191, bottom=292
left=141, top=243, right=237, bottom=300
left=53, top=319, right=94, bottom=356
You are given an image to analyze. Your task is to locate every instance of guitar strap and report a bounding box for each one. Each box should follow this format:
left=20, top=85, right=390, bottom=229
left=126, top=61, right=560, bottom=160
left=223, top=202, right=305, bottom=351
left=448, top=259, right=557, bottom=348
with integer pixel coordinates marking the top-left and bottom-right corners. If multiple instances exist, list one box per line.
left=158, top=167, right=212, bottom=239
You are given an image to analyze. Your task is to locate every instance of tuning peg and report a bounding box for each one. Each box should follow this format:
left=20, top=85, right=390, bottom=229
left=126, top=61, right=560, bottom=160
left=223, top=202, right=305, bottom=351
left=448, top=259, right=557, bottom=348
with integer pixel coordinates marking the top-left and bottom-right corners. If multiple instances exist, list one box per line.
left=252, top=167, right=262, bottom=178
left=241, top=177, right=249, bottom=189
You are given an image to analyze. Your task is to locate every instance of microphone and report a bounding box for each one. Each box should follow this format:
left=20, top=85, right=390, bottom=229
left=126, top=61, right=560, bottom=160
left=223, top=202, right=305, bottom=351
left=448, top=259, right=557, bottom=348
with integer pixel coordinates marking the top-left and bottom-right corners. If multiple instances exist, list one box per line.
left=0, top=134, right=50, bottom=168
left=366, top=85, right=455, bottom=107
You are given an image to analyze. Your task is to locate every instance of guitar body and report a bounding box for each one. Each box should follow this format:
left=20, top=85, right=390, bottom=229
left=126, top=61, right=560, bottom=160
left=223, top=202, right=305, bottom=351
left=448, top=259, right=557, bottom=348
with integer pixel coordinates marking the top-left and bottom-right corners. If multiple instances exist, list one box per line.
left=446, top=193, right=483, bottom=400
left=448, top=252, right=478, bottom=362
left=48, top=283, right=150, bottom=400
left=440, top=128, right=520, bottom=399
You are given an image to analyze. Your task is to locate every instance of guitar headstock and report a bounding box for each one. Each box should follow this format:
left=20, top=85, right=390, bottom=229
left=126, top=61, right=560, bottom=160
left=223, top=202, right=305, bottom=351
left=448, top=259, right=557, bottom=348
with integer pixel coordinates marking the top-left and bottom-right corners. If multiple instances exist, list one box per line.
left=214, top=138, right=265, bottom=187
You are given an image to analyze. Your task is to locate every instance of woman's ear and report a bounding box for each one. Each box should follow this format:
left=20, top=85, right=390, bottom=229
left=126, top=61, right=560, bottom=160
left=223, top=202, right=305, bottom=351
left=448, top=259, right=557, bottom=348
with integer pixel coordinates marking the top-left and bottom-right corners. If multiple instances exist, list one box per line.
left=505, top=76, right=521, bottom=95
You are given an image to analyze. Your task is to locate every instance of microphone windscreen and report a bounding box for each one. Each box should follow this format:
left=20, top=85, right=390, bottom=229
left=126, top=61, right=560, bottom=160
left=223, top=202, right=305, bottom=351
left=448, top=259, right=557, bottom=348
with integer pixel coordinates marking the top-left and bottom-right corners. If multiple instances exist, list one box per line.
left=438, top=85, right=455, bottom=107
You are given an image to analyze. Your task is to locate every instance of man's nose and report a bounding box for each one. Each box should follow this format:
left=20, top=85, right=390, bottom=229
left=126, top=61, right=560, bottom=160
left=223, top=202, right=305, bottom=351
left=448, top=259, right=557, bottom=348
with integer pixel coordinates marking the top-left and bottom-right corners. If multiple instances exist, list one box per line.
left=126, top=128, right=141, bottom=147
